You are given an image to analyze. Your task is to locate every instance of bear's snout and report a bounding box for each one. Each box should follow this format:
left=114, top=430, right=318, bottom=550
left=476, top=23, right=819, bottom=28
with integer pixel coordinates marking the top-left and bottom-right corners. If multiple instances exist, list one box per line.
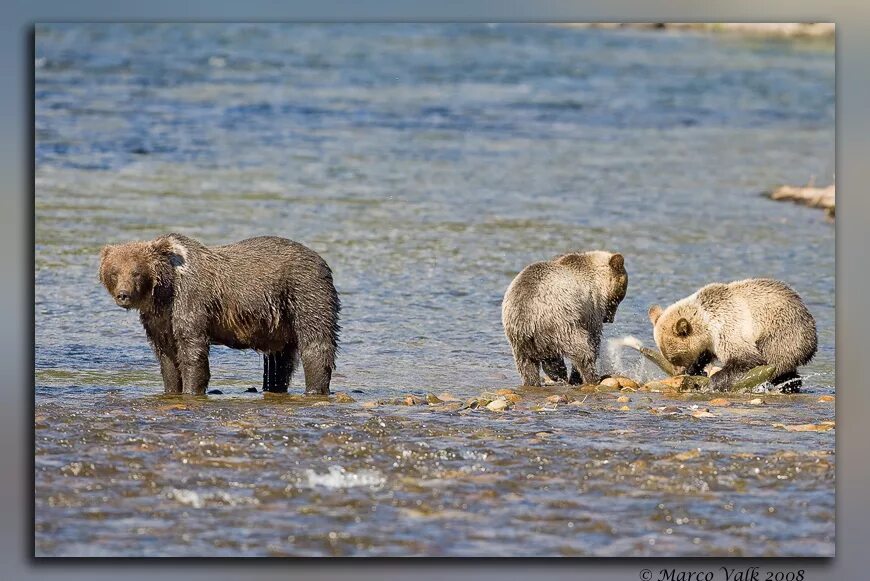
left=114, top=291, right=133, bottom=308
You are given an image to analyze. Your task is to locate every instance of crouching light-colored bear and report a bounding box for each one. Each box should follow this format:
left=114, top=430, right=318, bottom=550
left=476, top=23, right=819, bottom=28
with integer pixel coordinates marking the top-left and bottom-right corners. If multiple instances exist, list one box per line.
left=502, top=251, right=628, bottom=387
left=648, top=278, right=817, bottom=392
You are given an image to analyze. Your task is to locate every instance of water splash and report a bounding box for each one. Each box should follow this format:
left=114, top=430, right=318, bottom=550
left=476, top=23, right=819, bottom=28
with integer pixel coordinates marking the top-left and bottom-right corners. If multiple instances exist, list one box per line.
left=302, top=465, right=386, bottom=489
left=603, top=335, right=666, bottom=383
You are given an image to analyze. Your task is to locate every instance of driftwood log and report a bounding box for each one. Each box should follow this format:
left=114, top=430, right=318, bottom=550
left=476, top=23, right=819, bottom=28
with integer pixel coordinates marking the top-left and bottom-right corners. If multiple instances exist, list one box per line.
left=765, top=184, right=835, bottom=219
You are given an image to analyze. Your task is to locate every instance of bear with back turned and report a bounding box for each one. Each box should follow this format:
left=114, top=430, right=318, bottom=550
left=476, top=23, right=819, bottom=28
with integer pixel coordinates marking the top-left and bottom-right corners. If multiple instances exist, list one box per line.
left=98, top=233, right=340, bottom=395
left=502, top=250, right=628, bottom=386
left=648, top=278, right=817, bottom=392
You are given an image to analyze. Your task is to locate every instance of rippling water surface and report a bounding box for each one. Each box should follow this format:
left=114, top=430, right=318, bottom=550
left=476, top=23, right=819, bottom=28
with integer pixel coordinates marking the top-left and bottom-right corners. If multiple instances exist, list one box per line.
left=35, top=24, right=835, bottom=557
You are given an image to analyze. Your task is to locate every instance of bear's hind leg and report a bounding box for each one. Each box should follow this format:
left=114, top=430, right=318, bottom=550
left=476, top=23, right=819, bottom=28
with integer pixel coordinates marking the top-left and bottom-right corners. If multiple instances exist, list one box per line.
left=301, top=341, right=335, bottom=395
left=567, top=352, right=598, bottom=386
left=564, top=326, right=600, bottom=385
left=263, top=349, right=295, bottom=393
left=541, top=357, right=568, bottom=383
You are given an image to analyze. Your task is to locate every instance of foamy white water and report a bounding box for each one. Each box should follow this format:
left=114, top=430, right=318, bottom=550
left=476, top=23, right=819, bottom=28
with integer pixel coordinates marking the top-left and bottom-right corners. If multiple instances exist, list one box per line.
left=303, top=465, right=386, bottom=489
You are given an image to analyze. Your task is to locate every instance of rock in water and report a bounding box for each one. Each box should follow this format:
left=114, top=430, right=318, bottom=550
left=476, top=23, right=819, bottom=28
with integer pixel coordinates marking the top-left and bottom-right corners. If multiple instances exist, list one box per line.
left=486, top=398, right=510, bottom=412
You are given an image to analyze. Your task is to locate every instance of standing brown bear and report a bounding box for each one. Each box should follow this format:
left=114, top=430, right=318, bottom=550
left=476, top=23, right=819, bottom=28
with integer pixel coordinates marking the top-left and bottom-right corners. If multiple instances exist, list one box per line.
left=98, top=233, right=340, bottom=395
left=502, top=250, right=628, bottom=386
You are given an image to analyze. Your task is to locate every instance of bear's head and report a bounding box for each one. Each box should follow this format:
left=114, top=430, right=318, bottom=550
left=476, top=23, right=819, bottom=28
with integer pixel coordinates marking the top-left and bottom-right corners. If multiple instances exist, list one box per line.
left=557, top=251, right=628, bottom=323
left=648, top=302, right=711, bottom=373
left=99, top=238, right=177, bottom=310
left=603, top=253, right=628, bottom=323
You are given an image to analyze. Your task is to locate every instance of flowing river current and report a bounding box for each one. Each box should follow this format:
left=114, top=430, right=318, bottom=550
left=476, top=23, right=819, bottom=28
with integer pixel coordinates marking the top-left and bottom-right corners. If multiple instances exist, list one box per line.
left=35, top=24, right=834, bottom=557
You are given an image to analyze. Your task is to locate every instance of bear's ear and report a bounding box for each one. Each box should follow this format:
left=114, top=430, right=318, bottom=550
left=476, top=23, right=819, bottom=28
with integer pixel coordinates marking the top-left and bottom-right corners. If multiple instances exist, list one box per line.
left=150, top=238, right=174, bottom=257
left=149, top=238, right=186, bottom=272
left=98, top=245, right=113, bottom=284
left=648, top=304, right=662, bottom=325
left=609, top=253, right=624, bottom=271
left=675, top=317, right=691, bottom=337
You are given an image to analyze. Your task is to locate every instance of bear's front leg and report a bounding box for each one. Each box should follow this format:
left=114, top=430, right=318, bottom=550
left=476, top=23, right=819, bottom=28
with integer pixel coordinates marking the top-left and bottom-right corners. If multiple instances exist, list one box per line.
left=157, top=352, right=182, bottom=394
left=176, top=336, right=211, bottom=395
left=541, top=357, right=568, bottom=383
left=684, top=351, right=715, bottom=377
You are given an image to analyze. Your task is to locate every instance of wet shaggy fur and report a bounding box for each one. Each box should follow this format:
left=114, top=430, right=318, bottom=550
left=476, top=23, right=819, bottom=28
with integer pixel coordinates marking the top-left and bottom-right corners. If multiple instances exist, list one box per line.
left=648, top=278, right=816, bottom=392
left=99, top=233, right=340, bottom=395
left=502, top=251, right=628, bottom=386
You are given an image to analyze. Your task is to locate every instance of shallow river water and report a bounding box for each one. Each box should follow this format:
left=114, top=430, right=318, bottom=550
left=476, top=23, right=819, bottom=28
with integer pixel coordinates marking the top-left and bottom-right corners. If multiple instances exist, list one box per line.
left=35, top=24, right=834, bottom=557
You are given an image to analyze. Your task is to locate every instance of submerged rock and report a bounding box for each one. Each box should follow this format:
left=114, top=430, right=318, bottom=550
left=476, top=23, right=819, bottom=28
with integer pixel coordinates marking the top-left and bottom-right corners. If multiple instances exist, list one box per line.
left=486, top=398, right=510, bottom=412
left=612, top=376, right=639, bottom=390
left=334, top=392, right=355, bottom=403
left=599, top=378, right=620, bottom=389
left=436, top=392, right=461, bottom=402
left=546, top=394, right=570, bottom=404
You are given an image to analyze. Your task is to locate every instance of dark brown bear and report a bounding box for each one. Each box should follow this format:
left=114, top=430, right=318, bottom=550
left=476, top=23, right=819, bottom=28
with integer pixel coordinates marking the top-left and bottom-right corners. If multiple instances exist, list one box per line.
left=99, top=233, right=340, bottom=395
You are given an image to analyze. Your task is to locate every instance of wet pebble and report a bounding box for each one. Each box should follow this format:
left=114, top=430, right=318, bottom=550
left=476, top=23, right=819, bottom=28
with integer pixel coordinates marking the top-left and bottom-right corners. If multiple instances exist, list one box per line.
left=616, top=395, right=631, bottom=403
left=708, top=398, right=732, bottom=407
left=207, top=389, right=223, bottom=395
left=486, top=399, right=510, bottom=412
left=672, top=449, right=701, bottom=461
left=651, top=406, right=683, bottom=415
left=818, top=395, right=835, bottom=402
left=612, top=376, right=639, bottom=390
left=749, top=398, right=764, bottom=406
left=244, top=387, right=258, bottom=393
left=334, top=393, right=355, bottom=403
